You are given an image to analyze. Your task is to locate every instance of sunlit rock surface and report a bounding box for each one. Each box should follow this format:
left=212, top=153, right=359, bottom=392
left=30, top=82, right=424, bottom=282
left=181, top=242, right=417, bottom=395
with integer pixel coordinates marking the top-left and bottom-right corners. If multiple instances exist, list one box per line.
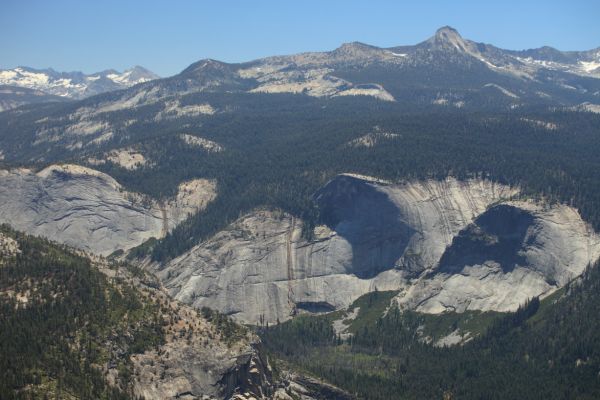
left=0, top=164, right=216, bottom=255
left=157, top=174, right=599, bottom=324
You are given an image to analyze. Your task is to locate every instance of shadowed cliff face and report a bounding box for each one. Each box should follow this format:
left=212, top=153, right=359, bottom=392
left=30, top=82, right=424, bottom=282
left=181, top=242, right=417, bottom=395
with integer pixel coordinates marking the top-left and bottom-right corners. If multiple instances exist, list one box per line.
left=314, top=175, right=415, bottom=279
left=438, top=205, right=535, bottom=274
left=138, top=175, right=600, bottom=323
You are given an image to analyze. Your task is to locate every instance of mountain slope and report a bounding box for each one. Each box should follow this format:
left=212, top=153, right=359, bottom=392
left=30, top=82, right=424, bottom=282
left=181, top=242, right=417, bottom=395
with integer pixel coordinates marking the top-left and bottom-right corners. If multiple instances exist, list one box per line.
left=1, top=26, right=599, bottom=165
left=1, top=26, right=600, bottom=165
left=0, top=224, right=356, bottom=399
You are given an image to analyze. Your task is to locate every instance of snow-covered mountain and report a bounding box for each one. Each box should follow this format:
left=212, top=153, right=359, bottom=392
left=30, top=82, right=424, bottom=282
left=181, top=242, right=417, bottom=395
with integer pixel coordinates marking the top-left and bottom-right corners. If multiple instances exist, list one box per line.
left=0, top=65, right=159, bottom=100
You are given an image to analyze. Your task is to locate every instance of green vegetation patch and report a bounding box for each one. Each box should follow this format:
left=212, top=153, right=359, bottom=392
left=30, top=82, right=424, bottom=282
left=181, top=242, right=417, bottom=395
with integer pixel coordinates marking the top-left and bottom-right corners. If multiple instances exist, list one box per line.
left=261, top=263, right=600, bottom=399
left=0, top=225, right=165, bottom=399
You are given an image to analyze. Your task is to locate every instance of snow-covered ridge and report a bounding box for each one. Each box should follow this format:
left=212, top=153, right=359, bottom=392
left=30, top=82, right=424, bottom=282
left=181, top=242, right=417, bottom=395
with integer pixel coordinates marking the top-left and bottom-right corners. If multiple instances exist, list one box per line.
left=0, top=66, right=159, bottom=99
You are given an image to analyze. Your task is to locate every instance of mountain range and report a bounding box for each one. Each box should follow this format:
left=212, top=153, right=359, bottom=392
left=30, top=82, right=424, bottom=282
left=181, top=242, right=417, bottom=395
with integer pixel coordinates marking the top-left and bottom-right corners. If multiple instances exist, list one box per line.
left=0, top=65, right=159, bottom=107
left=1, top=26, right=599, bottom=113
left=2, top=26, right=600, bottom=399
left=1, top=26, right=600, bottom=164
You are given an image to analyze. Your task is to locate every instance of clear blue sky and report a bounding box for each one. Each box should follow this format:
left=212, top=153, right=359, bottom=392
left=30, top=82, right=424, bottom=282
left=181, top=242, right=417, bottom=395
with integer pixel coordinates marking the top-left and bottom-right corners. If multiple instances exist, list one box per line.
left=1, top=0, right=599, bottom=77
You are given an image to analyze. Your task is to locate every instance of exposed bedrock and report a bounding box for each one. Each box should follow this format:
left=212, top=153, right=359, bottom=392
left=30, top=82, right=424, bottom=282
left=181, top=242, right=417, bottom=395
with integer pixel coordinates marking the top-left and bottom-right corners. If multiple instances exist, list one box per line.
left=399, top=200, right=600, bottom=313
left=3, top=165, right=596, bottom=324
left=155, top=174, right=600, bottom=324
left=314, top=175, right=415, bottom=279
left=0, top=164, right=216, bottom=255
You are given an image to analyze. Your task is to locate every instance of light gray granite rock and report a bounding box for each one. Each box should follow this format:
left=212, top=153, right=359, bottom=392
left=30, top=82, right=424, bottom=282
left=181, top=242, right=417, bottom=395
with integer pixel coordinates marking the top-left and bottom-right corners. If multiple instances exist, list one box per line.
left=158, top=174, right=600, bottom=324
left=0, top=164, right=215, bottom=256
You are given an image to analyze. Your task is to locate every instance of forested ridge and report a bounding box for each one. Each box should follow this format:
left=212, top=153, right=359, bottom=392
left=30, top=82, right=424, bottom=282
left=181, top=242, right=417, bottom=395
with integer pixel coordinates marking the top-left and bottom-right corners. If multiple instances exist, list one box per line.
left=0, top=225, right=165, bottom=399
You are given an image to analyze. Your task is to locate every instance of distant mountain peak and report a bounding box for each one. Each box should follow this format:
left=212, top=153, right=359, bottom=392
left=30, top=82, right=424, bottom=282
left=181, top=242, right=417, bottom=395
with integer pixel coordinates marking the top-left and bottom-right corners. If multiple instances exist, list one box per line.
left=332, top=41, right=384, bottom=60
left=435, top=25, right=461, bottom=37
left=181, top=59, right=235, bottom=77
left=119, top=66, right=159, bottom=82
left=428, top=26, right=470, bottom=52
left=337, top=41, right=376, bottom=50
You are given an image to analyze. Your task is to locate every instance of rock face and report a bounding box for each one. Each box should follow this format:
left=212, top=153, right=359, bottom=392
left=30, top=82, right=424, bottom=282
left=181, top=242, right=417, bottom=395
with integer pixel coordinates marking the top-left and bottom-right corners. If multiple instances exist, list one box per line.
left=157, top=174, right=600, bottom=324
left=130, top=307, right=273, bottom=400
left=0, top=164, right=216, bottom=255
left=88, top=147, right=149, bottom=170
left=0, top=231, right=20, bottom=259
left=398, top=201, right=600, bottom=313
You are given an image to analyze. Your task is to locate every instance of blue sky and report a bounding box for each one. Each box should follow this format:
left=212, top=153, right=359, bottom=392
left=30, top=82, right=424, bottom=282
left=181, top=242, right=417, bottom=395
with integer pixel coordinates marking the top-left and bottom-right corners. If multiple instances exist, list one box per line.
left=1, top=0, right=599, bottom=77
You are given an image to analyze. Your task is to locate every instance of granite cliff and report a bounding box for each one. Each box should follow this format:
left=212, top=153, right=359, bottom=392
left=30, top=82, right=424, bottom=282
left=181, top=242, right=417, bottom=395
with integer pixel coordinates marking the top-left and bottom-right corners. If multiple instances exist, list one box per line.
left=156, top=174, right=600, bottom=323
